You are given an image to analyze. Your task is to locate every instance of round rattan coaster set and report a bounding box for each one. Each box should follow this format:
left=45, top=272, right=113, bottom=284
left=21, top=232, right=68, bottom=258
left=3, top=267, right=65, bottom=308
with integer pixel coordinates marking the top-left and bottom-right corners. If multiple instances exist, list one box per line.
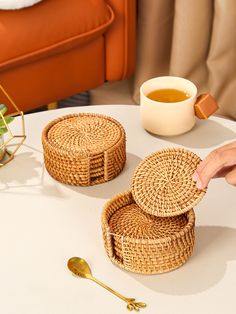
left=42, top=113, right=126, bottom=186
left=102, top=148, right=207, bottom=274
left=42, top=113, right=206, bottom=275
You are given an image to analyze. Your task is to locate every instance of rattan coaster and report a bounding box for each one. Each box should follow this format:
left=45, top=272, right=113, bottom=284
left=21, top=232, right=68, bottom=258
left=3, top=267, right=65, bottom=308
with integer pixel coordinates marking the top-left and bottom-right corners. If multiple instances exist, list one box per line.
left=132, top=148, right=206, bottom=217
left=102, top=191, right=195, bottom=274
left=42, top=113, right=126, bottom=186
left=109, top=204, right=188, bottom=239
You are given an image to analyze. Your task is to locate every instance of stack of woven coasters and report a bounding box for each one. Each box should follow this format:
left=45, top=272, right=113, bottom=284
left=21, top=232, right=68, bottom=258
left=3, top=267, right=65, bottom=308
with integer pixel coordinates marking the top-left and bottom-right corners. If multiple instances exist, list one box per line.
left=102, top=148, right=206, bottom=274
left=42, top=113, right=126, bottom=186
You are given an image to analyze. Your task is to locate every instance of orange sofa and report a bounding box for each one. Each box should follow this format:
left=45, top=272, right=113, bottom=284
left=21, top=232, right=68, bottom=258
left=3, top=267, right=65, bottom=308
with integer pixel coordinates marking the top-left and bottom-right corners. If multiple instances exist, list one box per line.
left=0, top=0, right=136, bottom=112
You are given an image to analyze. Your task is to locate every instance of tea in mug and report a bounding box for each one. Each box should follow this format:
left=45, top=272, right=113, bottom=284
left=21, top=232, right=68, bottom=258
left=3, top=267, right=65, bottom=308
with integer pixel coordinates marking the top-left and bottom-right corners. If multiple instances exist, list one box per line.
left=146, top=88, right=190, bottom=103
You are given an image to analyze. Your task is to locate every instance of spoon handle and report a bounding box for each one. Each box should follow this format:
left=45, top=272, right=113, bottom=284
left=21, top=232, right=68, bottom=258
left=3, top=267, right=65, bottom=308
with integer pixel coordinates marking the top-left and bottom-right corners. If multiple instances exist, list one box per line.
left=90, top=276, right=146, bottom=311
left=90, top=276, right=128, bottom=302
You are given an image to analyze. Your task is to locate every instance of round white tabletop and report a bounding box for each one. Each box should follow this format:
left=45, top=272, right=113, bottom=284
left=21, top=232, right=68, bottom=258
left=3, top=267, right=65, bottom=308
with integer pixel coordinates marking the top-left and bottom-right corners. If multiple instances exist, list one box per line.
left=0, top=105, right=236, bottom=314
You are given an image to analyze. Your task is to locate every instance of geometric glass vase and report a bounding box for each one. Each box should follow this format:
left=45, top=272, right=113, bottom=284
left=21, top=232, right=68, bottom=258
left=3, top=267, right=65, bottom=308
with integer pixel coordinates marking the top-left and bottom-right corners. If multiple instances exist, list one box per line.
left=0, top=84, right=26, bottom=166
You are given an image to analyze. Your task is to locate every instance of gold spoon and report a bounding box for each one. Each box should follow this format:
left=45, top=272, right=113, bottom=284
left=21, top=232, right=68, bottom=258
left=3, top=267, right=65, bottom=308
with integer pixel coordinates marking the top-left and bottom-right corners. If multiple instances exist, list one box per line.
left=67, top=257, right=146, bottom=311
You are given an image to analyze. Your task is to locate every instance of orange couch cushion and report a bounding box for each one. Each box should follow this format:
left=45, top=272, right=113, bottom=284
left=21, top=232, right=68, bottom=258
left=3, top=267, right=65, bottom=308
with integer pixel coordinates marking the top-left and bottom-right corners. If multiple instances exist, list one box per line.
left=104, top=0, right=136, bottom=81
left=0, top=0, right=114, bottom=72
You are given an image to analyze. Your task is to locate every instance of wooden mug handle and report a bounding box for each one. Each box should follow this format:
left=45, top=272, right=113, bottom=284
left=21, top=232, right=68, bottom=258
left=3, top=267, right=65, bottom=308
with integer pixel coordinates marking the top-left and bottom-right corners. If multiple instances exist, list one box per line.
left=194, top=93, right=219, bottom=119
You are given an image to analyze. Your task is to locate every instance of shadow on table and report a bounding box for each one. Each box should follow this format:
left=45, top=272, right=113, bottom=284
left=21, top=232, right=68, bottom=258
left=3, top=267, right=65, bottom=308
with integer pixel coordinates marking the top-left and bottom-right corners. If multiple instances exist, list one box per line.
left=67, top=153, right=142, bottom=199
left=0, top=151, right=41, bottom=184
left=0, top=151, right=66, bottom=198
left=129, top=226, right=236, bottom=295
left=150, top=120, right=236, bottom=149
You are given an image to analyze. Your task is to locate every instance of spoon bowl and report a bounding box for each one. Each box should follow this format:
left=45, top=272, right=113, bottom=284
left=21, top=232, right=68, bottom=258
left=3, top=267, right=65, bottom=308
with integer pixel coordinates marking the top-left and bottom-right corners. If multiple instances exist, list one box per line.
left=67, top=257, right=92, bottom=279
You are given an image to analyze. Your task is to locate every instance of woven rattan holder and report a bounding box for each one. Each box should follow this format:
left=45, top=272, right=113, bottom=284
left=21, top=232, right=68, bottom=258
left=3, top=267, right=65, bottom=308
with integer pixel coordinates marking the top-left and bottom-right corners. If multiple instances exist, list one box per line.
left=42, top=113, right=126, bottom=186
left=102, top=148, right=206, bottom=274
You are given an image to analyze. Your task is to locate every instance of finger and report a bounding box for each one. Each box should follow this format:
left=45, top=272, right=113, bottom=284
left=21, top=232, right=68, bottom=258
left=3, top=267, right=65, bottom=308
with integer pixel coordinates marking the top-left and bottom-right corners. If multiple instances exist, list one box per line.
left=225, top=167, right=236, bottom=186
left=194, top=149, right=224, bottom=181
left=213, top=165, right=236, bottom=178
left=195, top=148, right=236, bottom=189
left=193, top=141, right=236, bottom=178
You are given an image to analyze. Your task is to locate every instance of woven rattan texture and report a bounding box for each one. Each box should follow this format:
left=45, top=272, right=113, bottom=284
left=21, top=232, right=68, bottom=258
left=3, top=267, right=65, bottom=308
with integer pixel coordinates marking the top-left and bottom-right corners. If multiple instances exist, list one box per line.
left=42, top=113, right=126, bottom=186
left=132, top=148, right=206, bottom=217
left=102, top=191, right=195, bottom=274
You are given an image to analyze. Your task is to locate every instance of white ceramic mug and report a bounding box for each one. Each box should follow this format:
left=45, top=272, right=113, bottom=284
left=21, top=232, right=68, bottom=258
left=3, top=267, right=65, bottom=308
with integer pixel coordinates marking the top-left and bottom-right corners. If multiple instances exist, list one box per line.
left=140, top=76, right=215, bottom=136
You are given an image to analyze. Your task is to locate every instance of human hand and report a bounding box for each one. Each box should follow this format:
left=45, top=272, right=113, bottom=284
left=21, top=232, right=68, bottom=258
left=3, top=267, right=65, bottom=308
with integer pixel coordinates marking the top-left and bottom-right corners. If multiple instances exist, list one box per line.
left=193, top=141, right=236, bottom=189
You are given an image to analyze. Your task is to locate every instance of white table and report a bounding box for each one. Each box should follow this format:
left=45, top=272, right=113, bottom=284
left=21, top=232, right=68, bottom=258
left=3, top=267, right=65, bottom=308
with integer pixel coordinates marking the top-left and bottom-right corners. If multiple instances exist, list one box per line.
left=0, top=105, right=236, bottom=314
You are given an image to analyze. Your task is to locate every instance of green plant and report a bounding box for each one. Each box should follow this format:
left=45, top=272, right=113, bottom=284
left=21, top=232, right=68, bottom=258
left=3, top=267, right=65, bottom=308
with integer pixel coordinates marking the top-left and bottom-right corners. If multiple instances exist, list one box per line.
left=0, top=104, right=14, bottom=136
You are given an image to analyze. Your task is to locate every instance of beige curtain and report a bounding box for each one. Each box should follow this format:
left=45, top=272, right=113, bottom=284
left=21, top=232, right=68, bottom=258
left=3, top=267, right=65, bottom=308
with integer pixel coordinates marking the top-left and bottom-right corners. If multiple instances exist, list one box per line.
left=134, top=0, right=236, bottom=120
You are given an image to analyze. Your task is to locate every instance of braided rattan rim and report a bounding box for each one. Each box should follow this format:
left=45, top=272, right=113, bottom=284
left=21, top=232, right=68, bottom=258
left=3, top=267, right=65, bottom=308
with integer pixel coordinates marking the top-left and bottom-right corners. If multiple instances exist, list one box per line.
left=132, top=148, right=206, bottom=217
left=102, top=191, right=195, bottom=243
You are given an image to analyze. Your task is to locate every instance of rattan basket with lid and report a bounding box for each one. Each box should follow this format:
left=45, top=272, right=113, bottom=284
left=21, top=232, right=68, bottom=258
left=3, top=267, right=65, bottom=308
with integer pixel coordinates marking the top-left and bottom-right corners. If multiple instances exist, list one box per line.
left=42, top=113, right=126, bottom=186
left=102, top=148, right=206, bottom=274
left=102, top=190, right=195, bottom=274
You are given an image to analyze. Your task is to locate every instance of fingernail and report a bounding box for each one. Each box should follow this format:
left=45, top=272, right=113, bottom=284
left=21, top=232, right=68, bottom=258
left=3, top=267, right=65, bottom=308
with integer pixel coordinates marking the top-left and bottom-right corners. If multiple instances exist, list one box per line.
left=192, top=172, right=198, bottom=182
left=196, top=179, right=204, bottom=190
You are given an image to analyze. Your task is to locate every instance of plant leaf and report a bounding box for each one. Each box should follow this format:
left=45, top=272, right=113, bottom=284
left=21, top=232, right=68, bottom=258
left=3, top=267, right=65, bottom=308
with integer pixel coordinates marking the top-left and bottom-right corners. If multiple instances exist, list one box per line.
left=0, top=104, right=7, bottom=115
left=0, top=116, right=14, bottom=127
left=0, top=127, right=7, bottom=135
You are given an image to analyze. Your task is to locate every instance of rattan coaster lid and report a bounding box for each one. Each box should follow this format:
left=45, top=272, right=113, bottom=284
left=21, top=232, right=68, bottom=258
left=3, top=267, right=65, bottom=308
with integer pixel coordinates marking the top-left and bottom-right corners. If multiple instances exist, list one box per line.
left=132, top=148, right=206, bottom=217
left=44, top=113, right=124, bottom=158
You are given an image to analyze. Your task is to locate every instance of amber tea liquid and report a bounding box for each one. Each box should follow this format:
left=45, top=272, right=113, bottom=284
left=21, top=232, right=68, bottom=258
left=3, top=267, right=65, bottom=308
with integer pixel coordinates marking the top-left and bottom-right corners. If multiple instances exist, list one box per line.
left=146, top=88, right=190, bottom=103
